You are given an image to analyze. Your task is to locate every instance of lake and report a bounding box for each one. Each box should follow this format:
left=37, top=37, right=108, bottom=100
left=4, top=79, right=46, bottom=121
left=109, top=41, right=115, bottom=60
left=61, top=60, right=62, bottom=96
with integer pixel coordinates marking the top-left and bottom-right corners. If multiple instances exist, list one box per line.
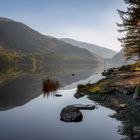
left=0, top=65, right=124, bottom=140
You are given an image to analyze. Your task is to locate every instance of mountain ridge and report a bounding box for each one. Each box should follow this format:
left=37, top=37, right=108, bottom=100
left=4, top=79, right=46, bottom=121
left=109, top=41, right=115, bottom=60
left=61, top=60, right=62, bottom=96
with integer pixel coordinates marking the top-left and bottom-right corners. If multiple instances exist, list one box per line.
left=61, top=38, right=117, bottom=58
left=0, top=17, right=100, bottom=65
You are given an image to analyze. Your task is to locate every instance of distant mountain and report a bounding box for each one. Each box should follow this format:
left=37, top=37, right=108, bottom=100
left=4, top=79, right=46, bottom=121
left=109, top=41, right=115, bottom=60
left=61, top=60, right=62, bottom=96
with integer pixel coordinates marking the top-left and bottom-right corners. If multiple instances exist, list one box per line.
left=0, top=17, right=99, bottom=65
left=61, top=38, right=117, bottom=58
left=111, top=50, right=125, bottom=65
left=108, top=49, right=135, bottom=67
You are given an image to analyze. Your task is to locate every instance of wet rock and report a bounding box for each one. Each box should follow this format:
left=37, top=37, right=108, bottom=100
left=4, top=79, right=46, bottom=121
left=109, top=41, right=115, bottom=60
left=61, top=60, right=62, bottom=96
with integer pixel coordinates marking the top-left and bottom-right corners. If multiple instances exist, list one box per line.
left=133, top=126, right=140, bottom=137
left=123, top=86, right=134, bottom=95
left=74, top=91, right=85, bottom=99
left=60, top=106, right=83, bottom=122
left=101, top=70, right=109, bottom=76
left=101, top=68, right=117, bottom=76
left=116, top=86, right=134, bottom=95
left=71, top=104, right=95, bottom=110
left=118, top=104, right=127, bottom=109
left=55, top=94, right=62, bottom=97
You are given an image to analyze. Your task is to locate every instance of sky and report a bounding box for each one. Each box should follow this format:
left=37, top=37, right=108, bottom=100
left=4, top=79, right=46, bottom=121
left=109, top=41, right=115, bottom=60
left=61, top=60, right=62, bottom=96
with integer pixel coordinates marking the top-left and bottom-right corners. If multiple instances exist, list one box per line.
left=0, top=0, right=127, bottom=52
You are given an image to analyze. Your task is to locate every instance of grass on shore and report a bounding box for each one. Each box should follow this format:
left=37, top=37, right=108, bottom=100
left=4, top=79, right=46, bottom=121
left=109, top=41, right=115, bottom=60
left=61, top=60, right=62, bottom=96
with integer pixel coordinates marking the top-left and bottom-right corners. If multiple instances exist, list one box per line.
left=78, top=62, right=140, bottom=95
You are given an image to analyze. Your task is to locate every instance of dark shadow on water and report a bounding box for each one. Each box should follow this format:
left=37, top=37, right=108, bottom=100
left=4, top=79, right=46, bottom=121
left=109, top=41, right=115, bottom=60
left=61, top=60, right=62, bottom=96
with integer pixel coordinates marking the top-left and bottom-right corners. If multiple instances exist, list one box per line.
left=43, top=78, right=61, bottom=97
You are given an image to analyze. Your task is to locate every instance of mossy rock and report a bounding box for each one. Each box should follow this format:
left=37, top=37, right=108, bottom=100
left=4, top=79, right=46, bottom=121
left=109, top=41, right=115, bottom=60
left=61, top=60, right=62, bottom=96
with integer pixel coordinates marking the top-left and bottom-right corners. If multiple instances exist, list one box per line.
left=119, top=64, right=133, bottom=71
left=77, top=84, right=86, bottom=89
left=77, top=84, right=88, bottom=92
left=88, top=86, right=102, bottom=94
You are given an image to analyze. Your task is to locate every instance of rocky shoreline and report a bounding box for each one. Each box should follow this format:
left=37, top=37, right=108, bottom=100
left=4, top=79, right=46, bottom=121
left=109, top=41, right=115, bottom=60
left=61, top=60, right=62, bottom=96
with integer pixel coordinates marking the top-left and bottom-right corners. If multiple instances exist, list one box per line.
left=87, top=93, right=140, bottom=140
left=76, top=64, right=140, bottom=140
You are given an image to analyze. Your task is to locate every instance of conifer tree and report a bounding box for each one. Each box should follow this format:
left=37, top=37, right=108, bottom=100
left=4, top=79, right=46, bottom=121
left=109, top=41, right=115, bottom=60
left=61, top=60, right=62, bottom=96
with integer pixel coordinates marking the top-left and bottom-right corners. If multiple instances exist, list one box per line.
left=117, top=0, right=140, bottom=60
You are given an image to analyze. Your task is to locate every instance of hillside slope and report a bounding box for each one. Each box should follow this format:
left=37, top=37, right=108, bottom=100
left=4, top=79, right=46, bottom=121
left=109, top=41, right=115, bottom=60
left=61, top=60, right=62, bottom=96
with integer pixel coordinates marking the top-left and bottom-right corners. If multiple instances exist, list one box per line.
left=110, top=49, right=135, bottom=67
left=0, top=17, right=99, bottom=65
left=61, top=38, right=117, bottom=58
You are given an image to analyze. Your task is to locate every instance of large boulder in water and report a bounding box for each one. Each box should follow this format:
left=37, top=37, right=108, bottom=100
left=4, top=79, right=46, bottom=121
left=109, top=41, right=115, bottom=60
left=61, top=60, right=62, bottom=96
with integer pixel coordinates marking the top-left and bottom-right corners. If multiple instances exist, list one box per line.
left=60, top=106, right=83, bottom=122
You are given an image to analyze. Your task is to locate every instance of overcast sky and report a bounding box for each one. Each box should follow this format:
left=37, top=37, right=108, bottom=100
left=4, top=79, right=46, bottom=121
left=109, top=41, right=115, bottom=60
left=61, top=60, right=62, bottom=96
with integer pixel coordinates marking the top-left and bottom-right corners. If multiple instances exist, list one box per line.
left=0, top=0, right=127, bottom=52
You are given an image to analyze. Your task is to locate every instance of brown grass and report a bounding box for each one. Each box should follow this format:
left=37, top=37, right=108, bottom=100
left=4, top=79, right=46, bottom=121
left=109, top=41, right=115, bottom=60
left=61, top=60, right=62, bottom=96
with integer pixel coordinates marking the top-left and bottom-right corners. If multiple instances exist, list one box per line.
left=42, top=78, right=61, bottom=97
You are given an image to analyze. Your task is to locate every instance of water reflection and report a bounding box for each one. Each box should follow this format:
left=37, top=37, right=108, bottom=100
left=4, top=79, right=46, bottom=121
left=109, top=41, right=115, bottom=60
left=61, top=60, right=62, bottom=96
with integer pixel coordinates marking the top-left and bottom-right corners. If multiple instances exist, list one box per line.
left=43, top=78, right=61, bottom=97
left=0, top=64, right=100, bottom=111
left=0, top=64, right=124, bottom=140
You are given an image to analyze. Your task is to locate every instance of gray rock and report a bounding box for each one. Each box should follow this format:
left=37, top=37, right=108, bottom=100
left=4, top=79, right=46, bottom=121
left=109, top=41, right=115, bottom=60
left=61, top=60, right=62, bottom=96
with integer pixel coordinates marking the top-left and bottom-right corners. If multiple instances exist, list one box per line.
left=55, top=94, right=62, bottom=97
left=60, top=106, right=83, bottom=122
left=71, top=104, right=95, bottom=110
left=74, top=91, right=85, bottom=99
left=118, top=104, right=126, bottom=108
left=101, top=68, right=117, bottom=76
left=116, top=86, right=134, bottom=95
left=123, top=86, right=134, bottom=95
left=133, top=126, right=140, bottom=136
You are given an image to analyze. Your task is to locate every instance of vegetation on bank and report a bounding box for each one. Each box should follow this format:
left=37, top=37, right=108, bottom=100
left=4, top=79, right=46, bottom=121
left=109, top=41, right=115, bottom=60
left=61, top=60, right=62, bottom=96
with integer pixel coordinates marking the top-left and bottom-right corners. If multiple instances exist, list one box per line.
left=77, top=62, right=140, bottom=98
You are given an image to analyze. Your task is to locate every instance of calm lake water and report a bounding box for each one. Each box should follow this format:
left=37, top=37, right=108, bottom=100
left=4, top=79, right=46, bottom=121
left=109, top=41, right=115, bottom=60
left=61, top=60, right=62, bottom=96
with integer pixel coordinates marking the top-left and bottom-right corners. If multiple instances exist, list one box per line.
left=0, top=65, right=124, bottom=140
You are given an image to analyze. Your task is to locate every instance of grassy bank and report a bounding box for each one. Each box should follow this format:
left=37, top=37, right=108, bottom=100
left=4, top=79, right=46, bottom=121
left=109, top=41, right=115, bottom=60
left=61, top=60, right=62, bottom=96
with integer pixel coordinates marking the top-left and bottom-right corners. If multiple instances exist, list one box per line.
left=78, top=62, right=140, bottom=97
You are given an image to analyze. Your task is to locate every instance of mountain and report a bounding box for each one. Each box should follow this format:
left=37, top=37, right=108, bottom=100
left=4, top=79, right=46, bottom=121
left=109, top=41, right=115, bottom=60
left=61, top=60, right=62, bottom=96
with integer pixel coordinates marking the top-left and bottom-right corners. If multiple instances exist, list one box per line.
left=0, top=17, right=99, bottom=65
left=108, top=49, right=135, bottom=67
left=61, top=38, right=117, bottom=58
left=111, top=50, right=125, bottom=65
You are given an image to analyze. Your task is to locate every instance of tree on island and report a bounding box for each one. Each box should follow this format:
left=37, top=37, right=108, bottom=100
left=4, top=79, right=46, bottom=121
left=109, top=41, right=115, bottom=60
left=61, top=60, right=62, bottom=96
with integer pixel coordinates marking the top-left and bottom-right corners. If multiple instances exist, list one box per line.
left=117, top=0, right=140, bottom=61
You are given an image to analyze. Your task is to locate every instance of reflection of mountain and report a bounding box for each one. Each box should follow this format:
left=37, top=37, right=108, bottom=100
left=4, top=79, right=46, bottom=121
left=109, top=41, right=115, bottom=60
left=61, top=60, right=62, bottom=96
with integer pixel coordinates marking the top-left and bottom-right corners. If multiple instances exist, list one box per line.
left=0, top=75, right=41, bottom=111
left=0, top=65, right=99, bottom=111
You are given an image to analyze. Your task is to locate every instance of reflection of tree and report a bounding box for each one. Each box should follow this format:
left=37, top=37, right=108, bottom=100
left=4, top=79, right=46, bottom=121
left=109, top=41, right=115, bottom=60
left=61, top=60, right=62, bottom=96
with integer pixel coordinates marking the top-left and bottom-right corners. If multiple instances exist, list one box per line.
left=0, top=66, right=22, bottom=84
left=43, top=78, right=61, bottom=97
left=0, top=64, right=44, bottom=85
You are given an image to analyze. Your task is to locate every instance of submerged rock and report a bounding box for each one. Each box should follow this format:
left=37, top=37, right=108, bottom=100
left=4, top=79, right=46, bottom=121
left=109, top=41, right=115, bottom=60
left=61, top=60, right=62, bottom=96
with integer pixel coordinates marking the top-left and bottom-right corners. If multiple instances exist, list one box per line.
left=71, top=104, right=95, bottom=110
left=60, top=106, right=83, bottom=122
